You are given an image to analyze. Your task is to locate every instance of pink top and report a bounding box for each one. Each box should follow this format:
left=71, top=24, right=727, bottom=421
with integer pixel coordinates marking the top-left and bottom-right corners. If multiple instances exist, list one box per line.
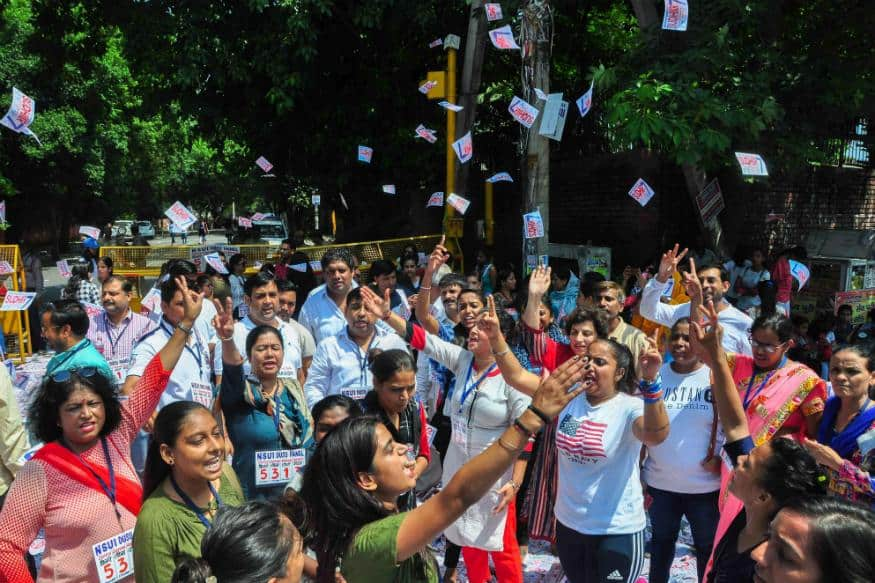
left=0, top=355, right=172, bottom=582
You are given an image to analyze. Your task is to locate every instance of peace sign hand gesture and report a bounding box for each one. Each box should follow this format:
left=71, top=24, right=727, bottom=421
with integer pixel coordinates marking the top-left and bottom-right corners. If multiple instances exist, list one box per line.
left=657, top=243, right=688, bottom=283
left=479, top=295, right=503, bottom=342
left=639, top=329, right=663, bottom=382
left=212, top=296, right=235, bottom=340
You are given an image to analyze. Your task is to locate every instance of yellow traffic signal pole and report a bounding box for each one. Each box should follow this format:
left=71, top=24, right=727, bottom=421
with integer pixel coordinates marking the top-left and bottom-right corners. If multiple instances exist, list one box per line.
left=444, top=40, right=458, bottom=228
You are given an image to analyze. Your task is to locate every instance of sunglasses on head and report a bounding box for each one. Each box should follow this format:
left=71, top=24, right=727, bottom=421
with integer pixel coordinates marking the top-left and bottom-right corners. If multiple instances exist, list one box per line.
left=50, top=366, right=98, bottom=383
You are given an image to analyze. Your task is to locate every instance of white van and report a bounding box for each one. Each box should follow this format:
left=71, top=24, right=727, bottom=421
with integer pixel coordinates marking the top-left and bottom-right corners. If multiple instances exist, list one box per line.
left=252, top=216, right=288, bottom=245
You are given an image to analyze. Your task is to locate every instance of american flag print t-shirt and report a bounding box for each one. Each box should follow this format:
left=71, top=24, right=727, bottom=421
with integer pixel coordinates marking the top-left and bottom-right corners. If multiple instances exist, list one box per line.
left=554, top=392, right=647, bottom=535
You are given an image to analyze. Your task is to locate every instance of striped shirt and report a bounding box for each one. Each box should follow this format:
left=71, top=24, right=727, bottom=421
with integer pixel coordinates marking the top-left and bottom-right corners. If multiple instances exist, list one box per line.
left=87, top=309, right=156, bottom=383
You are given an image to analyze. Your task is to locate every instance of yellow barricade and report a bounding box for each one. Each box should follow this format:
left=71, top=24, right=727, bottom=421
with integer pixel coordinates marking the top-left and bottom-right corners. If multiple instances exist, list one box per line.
left=101, top=234, right=459, bottom=298
left=0, top=245, right=33, bottom=363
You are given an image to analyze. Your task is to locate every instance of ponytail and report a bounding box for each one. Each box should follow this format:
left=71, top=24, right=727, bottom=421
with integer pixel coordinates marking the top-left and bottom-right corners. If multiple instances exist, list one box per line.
left=142, top=401, right=210, bottom=500
left=170, top=558, right=212, bottom=583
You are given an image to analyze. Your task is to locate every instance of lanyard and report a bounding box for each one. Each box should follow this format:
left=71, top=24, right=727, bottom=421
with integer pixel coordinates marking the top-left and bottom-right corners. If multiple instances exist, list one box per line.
left=169, top=474, right=223, bottom=528
left=743, top=356, right=786, bottom=409
left=103, top=312, right=131, bottom=357
left=458, top=361, right=497, bottom=413
left=352, top=331, right=378, bottom=386
left=64, top=437, right=120, bottom=520
left=161, top=320, right=205, bottom=378
left=46, top=341, right=91, bottom=376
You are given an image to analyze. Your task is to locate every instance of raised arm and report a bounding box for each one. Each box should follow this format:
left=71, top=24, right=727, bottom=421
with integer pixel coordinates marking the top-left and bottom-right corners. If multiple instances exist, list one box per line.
left=632, top=329, right=671, bottom=445
left=414, top=237, right=451, bottom=335
left=481, top=295, right=540, bottom=396
left=395, top=355, right=587, bottom=561
left=692, top=301, right=750, bottom=443
left=683, top=258, right=703, bottom=327
left=523, top=265, right=552, bottom=330
left=639, top=244, right=688, bottom=325
left=213, top=297, right=243, bottom=366
left=360, top=286, right=407, bottom=337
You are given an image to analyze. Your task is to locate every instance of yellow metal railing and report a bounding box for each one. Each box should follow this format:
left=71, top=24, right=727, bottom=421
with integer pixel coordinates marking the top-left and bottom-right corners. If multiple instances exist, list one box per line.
left=0, top=245, right=33, bottom=363
left=101, top=234, right=459, bottom=294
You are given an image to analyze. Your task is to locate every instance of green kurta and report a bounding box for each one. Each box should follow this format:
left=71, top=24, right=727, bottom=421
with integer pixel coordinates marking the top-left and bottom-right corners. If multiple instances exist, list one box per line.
left=132, top=465, right=244, bottom=583
left=341, top=512, right=438, bottom=583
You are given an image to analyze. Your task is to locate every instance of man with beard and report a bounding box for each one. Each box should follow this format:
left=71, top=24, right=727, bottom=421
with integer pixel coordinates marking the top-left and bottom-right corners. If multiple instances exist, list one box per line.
left=41, top=299, right=115, bottom=383
left=640, top=244, right=752, bottom=355
left=303, top=287, right=409, bottom=407
left=86, top=275, right=155, bottom=383
left=298, top=249, right=359, bottom=343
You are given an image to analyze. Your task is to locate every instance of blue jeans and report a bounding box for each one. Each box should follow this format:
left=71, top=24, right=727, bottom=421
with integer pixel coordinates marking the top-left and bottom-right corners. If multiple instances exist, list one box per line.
left=647, top=486, right=719, bottom=583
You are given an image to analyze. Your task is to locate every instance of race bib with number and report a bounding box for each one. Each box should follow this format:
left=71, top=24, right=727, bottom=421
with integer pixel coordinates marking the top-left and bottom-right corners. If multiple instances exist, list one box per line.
left=341, top=385, right=369, bottom=401
left=255, top=449, right=306, bottom=487
left=190, top=381, right=213, bottom=407
left=92, top=529, right=134, bottom=583
left=106, top=357, right=128, bottom=383
left=451, top=416, right=468, bottom=449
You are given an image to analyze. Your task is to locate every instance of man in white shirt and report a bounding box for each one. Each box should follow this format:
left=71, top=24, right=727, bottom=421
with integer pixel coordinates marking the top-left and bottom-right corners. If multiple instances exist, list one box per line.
left=304, top=287, right=409, bottom=407
left=298, top=249, right=359, bottom=344
left=276, top=279, right=316, bottom=378
left=639, top=244, right=752, bottom=355
left=213, top=272, right=304, bottom=384
left=123, top=276, right=215, bottom=473
left=87, top=275, right=155, bottom=384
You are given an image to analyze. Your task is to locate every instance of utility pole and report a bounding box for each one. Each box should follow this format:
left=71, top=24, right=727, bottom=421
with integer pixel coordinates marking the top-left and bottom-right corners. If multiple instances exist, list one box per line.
left=521, top=1, right=552, bottom=265
left=456, top=0, right=489, bottom=204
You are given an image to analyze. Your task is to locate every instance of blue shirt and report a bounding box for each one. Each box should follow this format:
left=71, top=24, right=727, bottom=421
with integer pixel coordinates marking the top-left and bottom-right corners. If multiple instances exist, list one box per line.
left=45, top=339, right=116, bottom=386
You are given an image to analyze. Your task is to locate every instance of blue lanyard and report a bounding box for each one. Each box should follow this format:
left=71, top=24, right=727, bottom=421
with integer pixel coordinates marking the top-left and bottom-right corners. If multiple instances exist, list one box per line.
left=458, top=361, right=497, bottom=413
left=169, top=474, right=223, bottom=528
left=65, top=437, right=120, bottom=520
left=352, top=331, right=378, bottom=386
left=743, top=356, right=786, bottom=409
left=103, top=313, right=131, bottom=357
left=161, top=320, right=204, bottom=377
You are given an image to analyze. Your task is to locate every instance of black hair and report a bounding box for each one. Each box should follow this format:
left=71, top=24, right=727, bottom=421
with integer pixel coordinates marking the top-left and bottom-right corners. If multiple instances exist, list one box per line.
left=165, top=259, right=198, bottom=277
left=594, top=338, right=636, bottom=394
left=400, top=253, right=418, bottom=268
left=245, top=325, right=284, bottom=358
left=228, top=253, right=246, bottom=273
left=320, top=248, right=354, bottom=271
left=29, top=369, right=122, bottom=445
left=458, top=287, right=486, bottom=306
left=697, top=262, right=731, bottom=283
left=344, top=287, right=365, bottom=309
left=98, top=256, right=114, bottom=271
left=563, top=306, right=609, bottom=338
left=243, top=271, right=276, bottom=297
left=369, top=259, right=396, bottom=279
left=195, top=274, right=212, bottom=290
left=757, top=280, right=778, bottom=317
left=281, top=238, right=294, bottom=248
left=311, top=395, right=363, bottom=427
left=368, top=349, right=416, bottom=383
left=670, top=316, right=692, bottom=334
left=142, top=401, right=217, bottom=500
left=160, top=276, right=183, bottom=304
left=496, top=263, right=516, bottom=291
left=301, top=416, right=431, bottom=582
left=103, top=275, right=133, bottom=293
left=43, top=299, right=90, bottom=336
left=751, top=312, right=794, bottom=343
left=580, top=271, right=606, bottom=299
left=758, top=438, right=826, bottom=506
left=552, top=265, right=571, bottom=282
left=276, top=278, right=297, bottom=293
left=775, top=496, right=875, bottom=583
left=837, top=303, right=853, bottom=315
left=63, top=264, right=92, bottom=299
left=833, top=341, right=875, bottom=372
left=171, top=500, right=300, bottom=583
left=438, top=273, right=466, bottom=290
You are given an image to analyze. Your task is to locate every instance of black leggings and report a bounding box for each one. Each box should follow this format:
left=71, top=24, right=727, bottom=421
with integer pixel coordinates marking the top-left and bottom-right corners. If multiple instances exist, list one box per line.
left=556, top=521, right=645, bottom=583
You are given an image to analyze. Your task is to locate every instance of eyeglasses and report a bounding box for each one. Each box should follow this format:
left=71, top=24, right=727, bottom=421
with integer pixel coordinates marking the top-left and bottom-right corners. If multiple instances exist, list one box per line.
left=749, top=337, right=787, bottom=354
left=50, top=366, right=98, bottom=383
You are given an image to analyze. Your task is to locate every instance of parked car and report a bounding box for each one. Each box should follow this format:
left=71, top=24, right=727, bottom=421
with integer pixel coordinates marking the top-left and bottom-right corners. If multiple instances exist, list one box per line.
left=111, top=220, right=134, bottom=238
left=136, top=221, right=156, bottom=239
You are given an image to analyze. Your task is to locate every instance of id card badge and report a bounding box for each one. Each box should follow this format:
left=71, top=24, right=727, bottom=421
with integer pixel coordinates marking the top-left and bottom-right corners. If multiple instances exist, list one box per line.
left=451, top=416, right=468, bottom=449
left=107, top=357, right=127, bottom=383
left=426, top=424, right=438, bottom=447
left=277, top=364, right=297, bottom=379
left=341, top=385, right=369, bottom=401
left=190, top=381, right=213, bottom=408
left=857, top=428, right=875, bottom=456
left=92, top=529, right=134, bottom=583
left=255, top=449, right=306, bottom=487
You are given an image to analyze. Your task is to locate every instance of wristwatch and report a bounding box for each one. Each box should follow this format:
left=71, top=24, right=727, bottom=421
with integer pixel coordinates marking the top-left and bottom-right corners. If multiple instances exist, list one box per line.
left=176, top=322, right=193, bottom=335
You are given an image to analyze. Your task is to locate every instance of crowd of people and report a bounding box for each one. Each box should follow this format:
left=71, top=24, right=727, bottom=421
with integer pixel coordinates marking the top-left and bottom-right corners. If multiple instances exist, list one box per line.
left=0, top=235, right=873, bottom=583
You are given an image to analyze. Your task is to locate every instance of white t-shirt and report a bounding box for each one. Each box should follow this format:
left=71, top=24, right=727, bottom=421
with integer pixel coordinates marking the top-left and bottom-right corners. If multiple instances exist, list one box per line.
left=554, top=393, right=645, bottom=535
left=642, top=364, right=721, bottom=494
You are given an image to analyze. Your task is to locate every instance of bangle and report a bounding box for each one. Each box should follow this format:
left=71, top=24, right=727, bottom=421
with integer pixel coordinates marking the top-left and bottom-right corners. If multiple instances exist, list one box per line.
left=176, top=322, right=193, bottom=335
left=492, top=347, right=510, bottom=357
left=639, top=376, right=663, bottom=403
left=514, top=417, right=538, bottom=436
left=497, top=437, right=525, bottom=453
left=527, top=404, right=551, bottom=426
left=219, top=334, right=234, bottom=342
left=419, top=286, right=431, bottom=291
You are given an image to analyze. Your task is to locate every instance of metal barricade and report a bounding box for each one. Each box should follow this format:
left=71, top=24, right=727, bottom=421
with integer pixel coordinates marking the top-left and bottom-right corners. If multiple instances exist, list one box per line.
left=0, top=245, right=33, bottom=363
